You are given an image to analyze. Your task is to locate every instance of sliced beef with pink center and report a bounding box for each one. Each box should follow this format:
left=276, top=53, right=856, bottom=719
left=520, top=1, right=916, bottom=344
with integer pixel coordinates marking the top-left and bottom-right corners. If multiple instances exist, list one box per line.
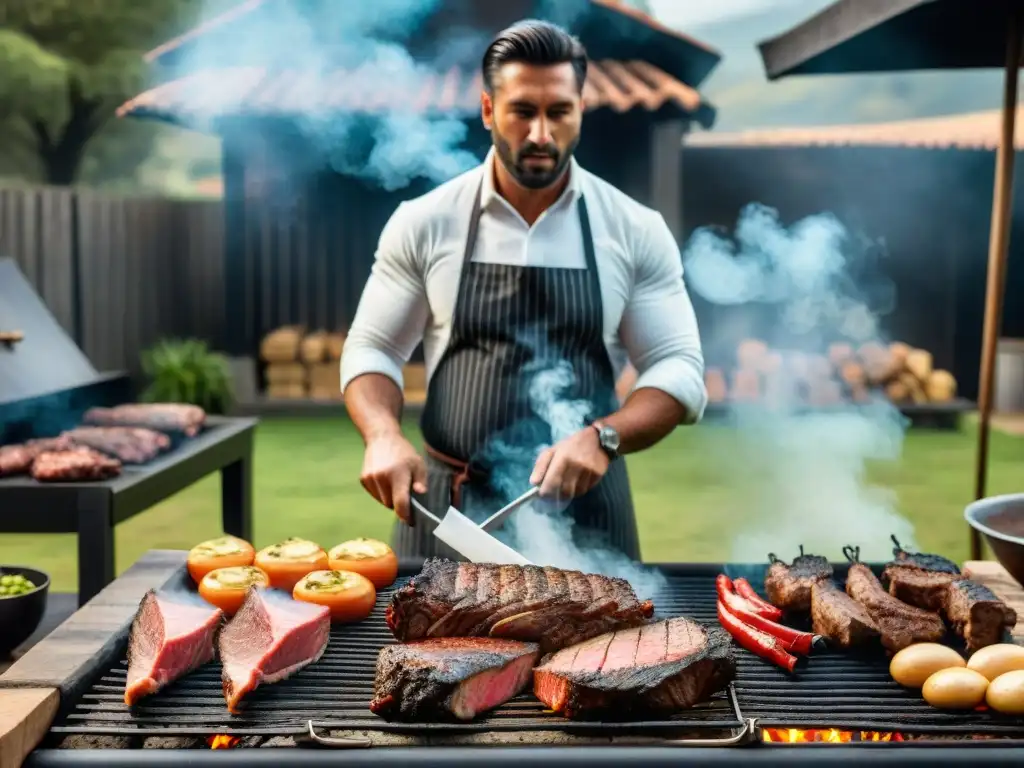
left=219, top=587, right=331, bottom=713
left=370, top=637, right=540, bottom=721
left=124, top=590, right=223, bottom=706
left=533, top=616, right=735, bottom=718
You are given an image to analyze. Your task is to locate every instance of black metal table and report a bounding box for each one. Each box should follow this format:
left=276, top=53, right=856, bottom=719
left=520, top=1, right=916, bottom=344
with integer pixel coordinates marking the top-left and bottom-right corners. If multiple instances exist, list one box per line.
left=0, top=416, right=257, bottom=606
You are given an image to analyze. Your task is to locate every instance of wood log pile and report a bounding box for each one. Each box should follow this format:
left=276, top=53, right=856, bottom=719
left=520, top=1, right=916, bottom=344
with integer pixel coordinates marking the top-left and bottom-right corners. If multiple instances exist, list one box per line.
left=705, top=339, right=958, bottom=408
left=259, top=326, right=428, bottom=403
left=260, top=327, right=346, bottom=400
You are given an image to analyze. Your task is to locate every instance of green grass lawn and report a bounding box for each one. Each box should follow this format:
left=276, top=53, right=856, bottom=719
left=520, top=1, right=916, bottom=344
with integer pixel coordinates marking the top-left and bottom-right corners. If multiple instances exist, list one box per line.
left=3, top=415, right=1022, bottom=592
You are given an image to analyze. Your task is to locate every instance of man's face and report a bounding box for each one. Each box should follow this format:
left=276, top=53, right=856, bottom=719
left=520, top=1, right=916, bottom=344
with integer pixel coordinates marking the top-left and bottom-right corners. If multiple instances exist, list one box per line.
left=482, top=61, right=583, bottom=190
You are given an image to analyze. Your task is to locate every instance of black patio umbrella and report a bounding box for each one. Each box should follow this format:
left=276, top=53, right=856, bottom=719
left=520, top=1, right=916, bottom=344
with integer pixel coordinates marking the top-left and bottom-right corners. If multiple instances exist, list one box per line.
left=756, top=0, right=1024, bottom=560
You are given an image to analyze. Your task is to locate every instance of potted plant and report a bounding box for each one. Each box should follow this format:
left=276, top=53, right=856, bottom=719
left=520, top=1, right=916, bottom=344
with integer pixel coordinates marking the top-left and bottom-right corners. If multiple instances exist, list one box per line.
left=140, top=338, right=234, bottom=414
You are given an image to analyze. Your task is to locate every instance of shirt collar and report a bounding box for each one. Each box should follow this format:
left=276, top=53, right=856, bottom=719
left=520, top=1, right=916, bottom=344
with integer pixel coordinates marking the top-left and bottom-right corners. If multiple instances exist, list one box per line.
left=479, top=146, right=583, bottom=213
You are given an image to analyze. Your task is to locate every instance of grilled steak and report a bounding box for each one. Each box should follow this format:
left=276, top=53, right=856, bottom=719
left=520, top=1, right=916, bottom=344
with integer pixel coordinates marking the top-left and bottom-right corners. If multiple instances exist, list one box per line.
left=882, top=535, right=961, bottom=612
left=843, top=552, right=945, bottom=652
left=533, top=617, right=735, bottom=719
left=30, top=446, right=121, bottom=482
left=83, top=403, right=206, bottom=437
left=943, top=579, right=1017, bottom=652
left=764, top=547, right=833, bottom=612
left=125, top=590, right=223, bottom=706
left=386, top=559, right=655, bottom=653
left=0, top=437, right=74, bottom=477
left=810, top=579, right=880, bottom=649
left=219, top=588, right=330, bottom=713
left=63, top=426, right=171, bottom=464
left=370, top=638, right=539, bottom=721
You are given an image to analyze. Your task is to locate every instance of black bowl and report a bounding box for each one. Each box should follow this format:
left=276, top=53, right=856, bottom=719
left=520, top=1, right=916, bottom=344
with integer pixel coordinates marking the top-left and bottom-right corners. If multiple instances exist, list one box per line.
left=0, top=565, right=50, bottom=657
left=965, top=493, right=1024, bottom=587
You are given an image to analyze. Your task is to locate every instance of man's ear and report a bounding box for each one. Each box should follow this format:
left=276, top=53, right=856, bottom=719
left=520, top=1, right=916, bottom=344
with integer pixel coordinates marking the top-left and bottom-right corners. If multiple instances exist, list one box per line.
left=481, top=90, right=494, bottom=130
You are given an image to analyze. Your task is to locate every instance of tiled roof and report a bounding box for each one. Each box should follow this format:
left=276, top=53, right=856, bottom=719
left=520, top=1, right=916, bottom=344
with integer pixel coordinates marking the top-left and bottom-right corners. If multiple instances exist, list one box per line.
left=683, top=109, right=1024, bottom=151
left=116, top=60, right=713, bottom=123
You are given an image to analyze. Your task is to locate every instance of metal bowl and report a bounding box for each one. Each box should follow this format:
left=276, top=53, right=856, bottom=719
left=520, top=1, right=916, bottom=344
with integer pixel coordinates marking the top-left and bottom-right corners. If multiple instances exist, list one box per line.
left=0, top=565, right=50, bottom=657
left=965, top=493, right=1024, bottom=587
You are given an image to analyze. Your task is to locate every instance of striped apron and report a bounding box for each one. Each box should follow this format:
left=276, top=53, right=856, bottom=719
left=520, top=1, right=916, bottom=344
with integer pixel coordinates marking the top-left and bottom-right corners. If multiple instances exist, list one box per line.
left=391, top=179, right=641, bottom=562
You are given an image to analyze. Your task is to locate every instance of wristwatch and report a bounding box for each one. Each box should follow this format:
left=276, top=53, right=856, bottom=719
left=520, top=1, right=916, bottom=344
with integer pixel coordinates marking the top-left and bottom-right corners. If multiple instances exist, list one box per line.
left=590, top=420, right=621, bottom=460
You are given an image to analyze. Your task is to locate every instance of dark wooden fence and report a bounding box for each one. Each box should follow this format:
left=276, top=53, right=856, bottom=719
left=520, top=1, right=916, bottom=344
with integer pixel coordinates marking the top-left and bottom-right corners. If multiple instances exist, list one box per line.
left=0, top=185, right=225, bottom=375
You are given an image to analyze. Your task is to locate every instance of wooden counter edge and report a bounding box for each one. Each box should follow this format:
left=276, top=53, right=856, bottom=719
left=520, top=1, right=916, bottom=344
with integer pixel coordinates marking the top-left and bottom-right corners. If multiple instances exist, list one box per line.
left=963, top=559, right=1024, bottom=642
left=0, top=549, right=188, bottom=693
left=0, top=687, right=58, bottom=768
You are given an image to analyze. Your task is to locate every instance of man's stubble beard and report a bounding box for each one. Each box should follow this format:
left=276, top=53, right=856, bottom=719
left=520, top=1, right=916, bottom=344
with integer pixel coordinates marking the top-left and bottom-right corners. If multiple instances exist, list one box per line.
left=491, top=125, right=579, bottom=191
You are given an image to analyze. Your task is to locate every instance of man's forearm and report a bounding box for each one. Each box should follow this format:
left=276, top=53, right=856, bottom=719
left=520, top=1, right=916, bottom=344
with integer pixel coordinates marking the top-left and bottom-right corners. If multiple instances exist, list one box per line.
left=344, top=373, right=406, bottom=444
left=600, top=387, right=687, bottom=454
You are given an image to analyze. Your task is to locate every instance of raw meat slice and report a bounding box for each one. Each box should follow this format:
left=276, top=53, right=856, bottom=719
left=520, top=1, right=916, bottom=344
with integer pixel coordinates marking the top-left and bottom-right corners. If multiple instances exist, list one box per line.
left=30, top=446, right=121, bottom=482
left=63, top=426, right=171, bottom=464
left=533, top=616, right=735, bottom=718
left=369, top=637, right=540, bottom=721
left=218, top=587, right=331, bottom=713
left=124, top=590, right=223, bottom=706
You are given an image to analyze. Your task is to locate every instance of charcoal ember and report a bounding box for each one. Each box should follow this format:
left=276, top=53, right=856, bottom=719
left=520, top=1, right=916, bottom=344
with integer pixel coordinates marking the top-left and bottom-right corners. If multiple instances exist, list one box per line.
left=30, top=447, right=122, bottom=482
left=142, top=736, right=204, bottom=749
left=63, top=426, right=171, bottom=464
left=58, top=735, right=135, bottom=749
left=0, top=436, right=74, bottom=477
left=83, top=403, right=206, bottom=436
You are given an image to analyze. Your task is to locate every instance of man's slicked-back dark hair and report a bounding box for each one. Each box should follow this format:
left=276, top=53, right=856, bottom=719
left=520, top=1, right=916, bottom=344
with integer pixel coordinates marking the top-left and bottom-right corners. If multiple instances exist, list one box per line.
left=481, top=20, right=588, bottom=94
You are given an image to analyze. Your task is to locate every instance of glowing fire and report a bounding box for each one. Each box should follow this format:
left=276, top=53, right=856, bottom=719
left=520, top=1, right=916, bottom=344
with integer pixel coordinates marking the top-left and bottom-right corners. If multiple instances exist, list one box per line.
left=762, top=728, right=905, bottom=743
left=207, top=734, right=241, bottom=749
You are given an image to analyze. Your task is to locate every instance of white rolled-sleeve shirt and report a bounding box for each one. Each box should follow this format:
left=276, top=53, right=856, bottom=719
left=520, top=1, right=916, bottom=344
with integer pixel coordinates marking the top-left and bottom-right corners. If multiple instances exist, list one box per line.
left=340, top=149, right=708, bottom=424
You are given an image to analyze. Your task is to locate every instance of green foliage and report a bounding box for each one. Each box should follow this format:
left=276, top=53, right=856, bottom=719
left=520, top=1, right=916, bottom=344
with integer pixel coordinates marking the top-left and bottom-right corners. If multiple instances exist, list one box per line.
left=140, top=338, right=234, bottom=415
left=0, top=0, right=204, bottom=184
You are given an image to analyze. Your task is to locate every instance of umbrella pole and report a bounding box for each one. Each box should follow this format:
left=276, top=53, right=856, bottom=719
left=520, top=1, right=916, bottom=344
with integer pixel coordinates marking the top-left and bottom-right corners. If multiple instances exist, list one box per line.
left=972, top=10, right=1023, bottom=560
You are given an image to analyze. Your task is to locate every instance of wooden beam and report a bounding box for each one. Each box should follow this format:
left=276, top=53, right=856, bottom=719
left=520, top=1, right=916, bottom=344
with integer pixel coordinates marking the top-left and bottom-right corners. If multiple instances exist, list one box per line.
left=0, top=688, right=59, bottom=768
left=649, top=119, right=685, bottom=240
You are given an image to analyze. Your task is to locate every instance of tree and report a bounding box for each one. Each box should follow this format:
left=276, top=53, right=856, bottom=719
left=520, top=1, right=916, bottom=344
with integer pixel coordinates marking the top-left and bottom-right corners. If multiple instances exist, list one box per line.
left=0, top=1, right=202, bottom=185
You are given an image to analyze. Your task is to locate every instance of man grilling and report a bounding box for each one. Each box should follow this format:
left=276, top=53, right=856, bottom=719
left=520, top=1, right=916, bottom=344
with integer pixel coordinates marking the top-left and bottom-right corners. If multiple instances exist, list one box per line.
left=340, top=20, right=707, bottom=561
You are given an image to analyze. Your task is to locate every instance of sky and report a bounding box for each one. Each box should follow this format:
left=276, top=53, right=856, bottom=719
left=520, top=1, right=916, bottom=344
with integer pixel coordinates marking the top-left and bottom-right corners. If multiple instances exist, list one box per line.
left=647, top=0, right=831, bottom=33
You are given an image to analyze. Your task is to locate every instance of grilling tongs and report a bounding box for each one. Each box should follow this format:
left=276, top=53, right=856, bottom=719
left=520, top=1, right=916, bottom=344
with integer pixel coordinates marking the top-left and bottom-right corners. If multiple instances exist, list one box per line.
left=410, top=486, right=540, bottom=566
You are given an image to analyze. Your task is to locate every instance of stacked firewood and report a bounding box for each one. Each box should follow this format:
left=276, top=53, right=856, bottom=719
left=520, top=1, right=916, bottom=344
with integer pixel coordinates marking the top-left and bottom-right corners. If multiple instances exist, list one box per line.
left=260, top=326, right=346, bottom=400
left=705, top=339, right=957, bottom=407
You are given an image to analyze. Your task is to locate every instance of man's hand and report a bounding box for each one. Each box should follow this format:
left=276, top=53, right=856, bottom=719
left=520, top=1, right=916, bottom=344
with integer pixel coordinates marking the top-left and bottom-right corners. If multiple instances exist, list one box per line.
left=360, top=432, right=428, bottom=525
left=530, top=427, right=609, bottom=501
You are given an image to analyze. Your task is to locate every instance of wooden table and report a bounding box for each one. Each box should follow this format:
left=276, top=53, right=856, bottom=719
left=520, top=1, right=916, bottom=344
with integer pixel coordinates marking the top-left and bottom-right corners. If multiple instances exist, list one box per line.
left=0, top=416, right=256, bottom=606
left=1, top=557, right=1023, bottom=768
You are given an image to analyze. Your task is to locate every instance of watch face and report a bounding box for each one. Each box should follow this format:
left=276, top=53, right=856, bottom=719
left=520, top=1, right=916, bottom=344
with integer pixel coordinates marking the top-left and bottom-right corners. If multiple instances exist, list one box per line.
left=600, top=426, right=620, bottom=452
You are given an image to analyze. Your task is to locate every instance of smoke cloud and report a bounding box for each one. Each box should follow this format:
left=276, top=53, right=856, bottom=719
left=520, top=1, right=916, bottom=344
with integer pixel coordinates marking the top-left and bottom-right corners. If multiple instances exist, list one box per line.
left=169, top=0, right=482, bottom=190
left=474, top=344, right=668, bottom=602
left=682, top=203, right=916, bottom=564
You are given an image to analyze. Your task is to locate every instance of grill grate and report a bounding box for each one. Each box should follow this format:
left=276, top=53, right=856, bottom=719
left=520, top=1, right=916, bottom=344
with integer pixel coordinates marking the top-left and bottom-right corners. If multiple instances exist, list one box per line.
left=50, top=568, right=1024, bottom=739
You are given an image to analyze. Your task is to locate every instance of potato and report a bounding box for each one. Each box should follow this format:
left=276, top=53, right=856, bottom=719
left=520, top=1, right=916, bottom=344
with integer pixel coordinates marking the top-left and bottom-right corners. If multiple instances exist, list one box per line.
left=890, top=643, right=965, bottom=688
left=922, top=667, right=989, bottom=709
left=985, top=670, right=1024, bottom=715
left=705, top=368, right=727, bottom=403
left=967, top=643, right=1024, bottom=681
left=828, top=342, right=854, bottom=367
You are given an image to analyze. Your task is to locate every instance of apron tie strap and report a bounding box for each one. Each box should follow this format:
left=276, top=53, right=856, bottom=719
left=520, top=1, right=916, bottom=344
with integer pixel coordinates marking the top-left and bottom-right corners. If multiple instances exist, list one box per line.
left=424, top=443, right=470, bottom=509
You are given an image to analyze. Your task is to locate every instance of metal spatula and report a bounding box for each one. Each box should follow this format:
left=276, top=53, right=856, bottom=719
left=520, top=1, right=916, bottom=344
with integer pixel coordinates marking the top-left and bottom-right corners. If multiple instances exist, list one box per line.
left=410, top=496, right=533, bottom=565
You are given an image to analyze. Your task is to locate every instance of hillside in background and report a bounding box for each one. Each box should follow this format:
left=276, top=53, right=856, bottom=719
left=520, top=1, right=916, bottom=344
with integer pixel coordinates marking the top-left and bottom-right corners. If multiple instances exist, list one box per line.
left=674, top=0, right=1010, bottom=132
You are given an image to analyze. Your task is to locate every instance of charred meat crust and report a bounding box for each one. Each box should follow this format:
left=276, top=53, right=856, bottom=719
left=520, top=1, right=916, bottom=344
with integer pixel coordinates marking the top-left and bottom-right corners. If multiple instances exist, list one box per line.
left=810, top=579, right=880, bottom=649
left=887, top=535, right=961, bottom=575
left=841, top=550, right=946, bottom=652
left=764, top=547, right=833, bottom=612
left=944, top=579, right=1018, bottom=652
left=387, top=560, right=656, bottom=653
left=369, top=638, right=540, bottom=721
left=882, top=564, right=958, bottom=612
left=533, top=618, right=736, bottom=719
